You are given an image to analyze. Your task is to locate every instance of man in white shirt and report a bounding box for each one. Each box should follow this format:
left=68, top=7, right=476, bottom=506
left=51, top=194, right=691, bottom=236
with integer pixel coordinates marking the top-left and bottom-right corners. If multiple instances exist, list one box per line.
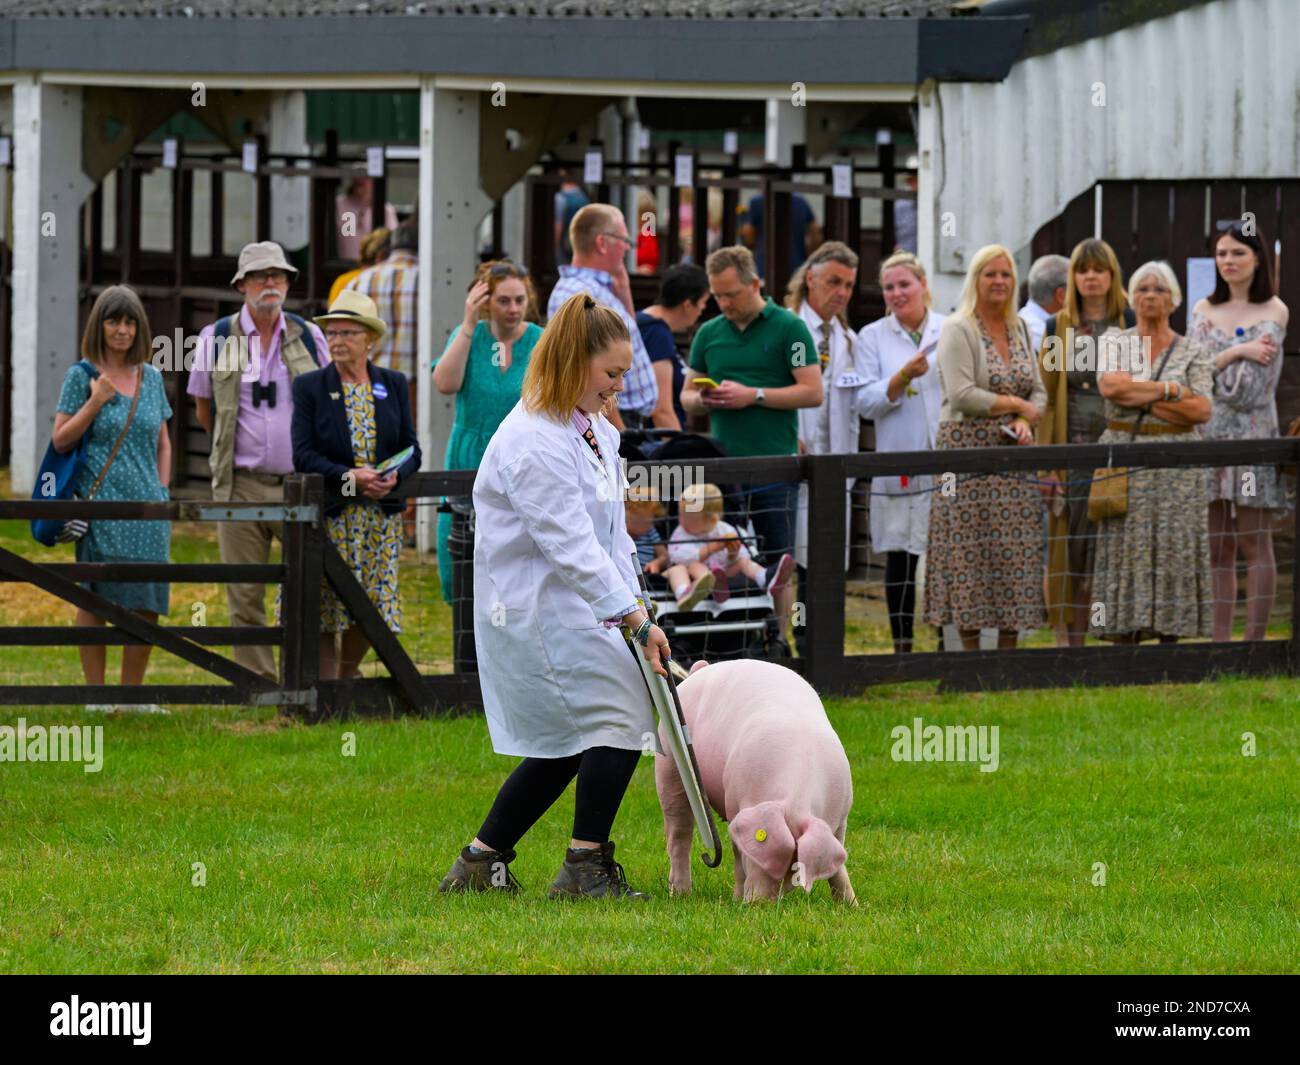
left=788, top=241, right=866, bottom=656
left=1019, top=254, right=1068, bottom=352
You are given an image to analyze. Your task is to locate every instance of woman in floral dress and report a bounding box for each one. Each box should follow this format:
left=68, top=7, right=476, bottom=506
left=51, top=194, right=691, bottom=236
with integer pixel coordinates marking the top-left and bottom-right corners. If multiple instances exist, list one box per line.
left=291, top=290, right=421, bottom=679
left=1190, top=222, right=1291, bottom=641
left=924, top=245, right=1047, bottom=649
left=1091, top=262, right=1214, bottom=643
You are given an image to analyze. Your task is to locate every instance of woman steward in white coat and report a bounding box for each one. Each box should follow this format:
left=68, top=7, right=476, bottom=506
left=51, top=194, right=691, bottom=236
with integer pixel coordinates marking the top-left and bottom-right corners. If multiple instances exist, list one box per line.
left=854, top=252, right=945, bottom=653
left=439, top=293, right=671, bottom=901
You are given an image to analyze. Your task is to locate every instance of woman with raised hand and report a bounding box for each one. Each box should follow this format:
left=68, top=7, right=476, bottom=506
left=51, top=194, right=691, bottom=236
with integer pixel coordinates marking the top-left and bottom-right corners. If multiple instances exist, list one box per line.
left=854, top=251, right=946, bottom=653
left=432, top=260, right=543, bottom=604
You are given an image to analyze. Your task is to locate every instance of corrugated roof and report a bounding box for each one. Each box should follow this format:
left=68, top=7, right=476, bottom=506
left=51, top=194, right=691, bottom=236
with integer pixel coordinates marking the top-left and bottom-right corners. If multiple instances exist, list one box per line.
left=0, top=0, right=969, bottom=17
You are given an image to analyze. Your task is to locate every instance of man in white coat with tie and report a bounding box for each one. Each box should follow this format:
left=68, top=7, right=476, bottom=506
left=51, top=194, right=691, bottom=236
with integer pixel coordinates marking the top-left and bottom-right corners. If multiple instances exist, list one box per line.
left=439, top=294, right=671, bottom=900
left=788, top=242, right=870, bottom=658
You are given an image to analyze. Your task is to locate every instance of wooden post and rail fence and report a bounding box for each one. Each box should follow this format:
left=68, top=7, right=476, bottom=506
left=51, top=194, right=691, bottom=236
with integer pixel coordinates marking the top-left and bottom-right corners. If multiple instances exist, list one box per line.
left=1, top=437, right=1297, bottom=718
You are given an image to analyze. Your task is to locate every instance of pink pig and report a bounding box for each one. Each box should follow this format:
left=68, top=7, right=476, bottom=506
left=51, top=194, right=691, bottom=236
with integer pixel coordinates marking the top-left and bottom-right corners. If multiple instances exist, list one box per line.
left=655, top=659, right=857, bottom=904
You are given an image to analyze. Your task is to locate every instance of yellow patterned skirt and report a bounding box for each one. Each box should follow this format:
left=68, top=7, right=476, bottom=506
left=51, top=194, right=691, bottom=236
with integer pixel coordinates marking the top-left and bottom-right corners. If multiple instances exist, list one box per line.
left=318, top=502, right=404, bottom=634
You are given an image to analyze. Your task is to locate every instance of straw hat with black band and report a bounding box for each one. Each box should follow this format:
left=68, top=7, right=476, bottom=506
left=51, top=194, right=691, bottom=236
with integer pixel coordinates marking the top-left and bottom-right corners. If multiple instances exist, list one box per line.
left=312, top=289, right=388, bottom=345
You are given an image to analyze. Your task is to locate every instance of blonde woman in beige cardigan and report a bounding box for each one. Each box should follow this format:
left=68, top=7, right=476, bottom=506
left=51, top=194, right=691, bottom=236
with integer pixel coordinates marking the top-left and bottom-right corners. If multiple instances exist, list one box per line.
left=923, top=244, right=1048, bottom=650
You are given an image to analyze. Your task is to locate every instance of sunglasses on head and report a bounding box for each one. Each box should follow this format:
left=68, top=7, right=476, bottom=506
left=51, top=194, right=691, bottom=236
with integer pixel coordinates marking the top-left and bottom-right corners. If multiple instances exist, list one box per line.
left=487, top=261, right=529, bottom=278
left=1215, top=219, right=1252, bottom=237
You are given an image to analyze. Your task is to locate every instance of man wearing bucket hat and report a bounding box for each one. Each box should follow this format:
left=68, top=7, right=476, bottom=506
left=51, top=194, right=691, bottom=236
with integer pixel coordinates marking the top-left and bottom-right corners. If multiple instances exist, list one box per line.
left=291, top=289, right=421, bottom=679
left=187, top=240, right=327, bottom=681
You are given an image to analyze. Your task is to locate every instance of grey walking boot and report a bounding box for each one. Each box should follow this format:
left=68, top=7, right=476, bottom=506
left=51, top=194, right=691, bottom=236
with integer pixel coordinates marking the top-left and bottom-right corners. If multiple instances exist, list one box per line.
left=547, top=841, right=649, bottom=900
left=438, top=846, right=522, bottom=894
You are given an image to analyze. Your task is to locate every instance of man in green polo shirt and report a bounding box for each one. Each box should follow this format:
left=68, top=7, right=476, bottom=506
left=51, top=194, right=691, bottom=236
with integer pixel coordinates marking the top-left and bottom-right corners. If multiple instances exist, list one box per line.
left=682, top=245, right=823, bottom=655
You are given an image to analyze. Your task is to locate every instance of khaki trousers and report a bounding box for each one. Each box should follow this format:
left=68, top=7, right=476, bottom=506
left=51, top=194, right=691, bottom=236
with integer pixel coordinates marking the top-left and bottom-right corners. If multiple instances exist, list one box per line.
left=218, top=471, right=286, bottom=682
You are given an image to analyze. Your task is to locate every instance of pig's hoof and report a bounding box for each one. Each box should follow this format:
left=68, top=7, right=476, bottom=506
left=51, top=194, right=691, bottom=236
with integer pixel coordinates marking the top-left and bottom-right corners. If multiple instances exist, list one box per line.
left=668, top=883, right=693, bottom=897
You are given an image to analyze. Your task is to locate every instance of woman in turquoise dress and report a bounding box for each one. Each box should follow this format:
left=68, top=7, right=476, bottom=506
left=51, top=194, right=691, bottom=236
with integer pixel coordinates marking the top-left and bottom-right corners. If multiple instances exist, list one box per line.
left=52, top=286, right=172, bottom=711
left=432, top=261, right=542, bottom=603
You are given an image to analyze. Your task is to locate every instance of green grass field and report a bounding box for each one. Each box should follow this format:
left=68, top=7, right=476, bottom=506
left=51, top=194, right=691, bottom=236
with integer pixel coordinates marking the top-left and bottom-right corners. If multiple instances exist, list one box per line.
left=2, top=478, right=1299, bottom=973
left=2, top=678, right=1297, bottom=973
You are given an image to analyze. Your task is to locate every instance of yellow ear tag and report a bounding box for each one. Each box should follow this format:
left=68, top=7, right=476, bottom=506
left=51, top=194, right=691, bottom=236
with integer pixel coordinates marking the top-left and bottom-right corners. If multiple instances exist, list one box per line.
left=755, top=829, right=767, bottom=843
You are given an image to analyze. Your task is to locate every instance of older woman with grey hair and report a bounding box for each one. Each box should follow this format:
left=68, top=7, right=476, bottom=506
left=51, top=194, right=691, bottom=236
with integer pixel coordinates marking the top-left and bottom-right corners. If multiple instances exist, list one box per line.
left=1090, top=261, right=1214, bottom=643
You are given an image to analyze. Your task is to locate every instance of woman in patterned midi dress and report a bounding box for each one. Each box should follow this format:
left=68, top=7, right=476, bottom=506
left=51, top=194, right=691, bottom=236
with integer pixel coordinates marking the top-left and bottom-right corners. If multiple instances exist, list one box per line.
left=1190, top=222, right=1291, bottom=641
left=1090, top=262, right=1215, bottom=643
left=52, top=286, right=172, bottom=712
left=290, top=290, right=421, bottom=680
left=924, top=245, right=1048, bottom=649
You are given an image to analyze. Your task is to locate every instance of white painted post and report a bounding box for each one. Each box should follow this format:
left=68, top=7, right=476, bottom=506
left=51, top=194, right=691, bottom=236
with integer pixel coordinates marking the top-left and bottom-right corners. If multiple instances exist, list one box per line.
left=417, top=80, right=492, bottom=556
left=10, top=79, right=95, bottom=495
left=764, top=98, right=805, bottom=168
left=500, top=180, right=525, bottom=261
left=915, top=80, right=962, bottom=314
left=269, top=90, right=310, bottom=258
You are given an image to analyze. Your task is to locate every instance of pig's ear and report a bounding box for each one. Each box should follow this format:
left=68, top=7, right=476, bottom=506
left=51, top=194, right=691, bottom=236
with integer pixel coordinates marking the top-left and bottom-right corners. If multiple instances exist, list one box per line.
left=793, top=818, right=847, bottom=892
left=730, top=801, right=795, bottom=883
left=689, top=660, right=709, bottom=675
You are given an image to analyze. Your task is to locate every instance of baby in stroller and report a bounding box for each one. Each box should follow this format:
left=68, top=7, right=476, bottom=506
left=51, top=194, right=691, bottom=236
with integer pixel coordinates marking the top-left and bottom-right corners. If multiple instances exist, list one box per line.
left=650, top=482, right=794, bottom=608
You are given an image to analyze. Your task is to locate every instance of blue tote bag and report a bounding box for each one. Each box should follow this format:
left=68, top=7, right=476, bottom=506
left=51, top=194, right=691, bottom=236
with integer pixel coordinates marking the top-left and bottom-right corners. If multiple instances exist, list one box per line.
left=30, top=360, right=139, bottom=547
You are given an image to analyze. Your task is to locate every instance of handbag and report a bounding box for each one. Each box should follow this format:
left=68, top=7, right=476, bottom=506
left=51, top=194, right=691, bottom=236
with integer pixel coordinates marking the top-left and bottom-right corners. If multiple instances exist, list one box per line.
left=1087, top=344, right=1175, bottom=523
left=31, top=363, right=143, bottom=546
left=1282, top=415, right=1300, bottom=478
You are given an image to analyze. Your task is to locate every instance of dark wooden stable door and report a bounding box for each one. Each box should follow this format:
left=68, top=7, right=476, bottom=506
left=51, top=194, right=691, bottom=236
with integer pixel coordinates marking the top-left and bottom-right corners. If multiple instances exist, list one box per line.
left=1032, top=179, right=1299, bottom=420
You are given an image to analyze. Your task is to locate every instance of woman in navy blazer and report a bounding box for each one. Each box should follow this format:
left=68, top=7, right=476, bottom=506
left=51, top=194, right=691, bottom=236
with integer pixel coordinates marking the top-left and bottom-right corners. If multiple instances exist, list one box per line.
left=291, top=290, right=422, bottom=679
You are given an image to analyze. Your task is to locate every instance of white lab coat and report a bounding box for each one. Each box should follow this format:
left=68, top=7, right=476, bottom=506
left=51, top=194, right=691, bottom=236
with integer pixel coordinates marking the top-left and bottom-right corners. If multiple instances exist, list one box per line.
left=472, top=401, right=661, bottom=758
left=854, top=311, right=946, bottom=556
left=794, top=306, right=865, bottom=571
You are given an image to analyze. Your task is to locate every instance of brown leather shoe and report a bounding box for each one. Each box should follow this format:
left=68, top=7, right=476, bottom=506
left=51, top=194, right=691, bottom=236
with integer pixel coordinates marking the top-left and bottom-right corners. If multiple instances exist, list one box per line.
left=547, top=841, right=649, bottom=900
left=438, top=846, right=522, bottom=894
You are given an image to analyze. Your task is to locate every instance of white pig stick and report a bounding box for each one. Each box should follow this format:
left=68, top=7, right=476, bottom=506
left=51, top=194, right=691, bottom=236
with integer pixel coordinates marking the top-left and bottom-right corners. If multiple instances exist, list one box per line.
left=628, top=551, right=725, bottom=868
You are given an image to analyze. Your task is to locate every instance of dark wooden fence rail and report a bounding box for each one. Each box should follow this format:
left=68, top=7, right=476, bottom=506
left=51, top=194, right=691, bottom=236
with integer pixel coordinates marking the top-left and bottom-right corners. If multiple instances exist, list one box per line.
left=3, top=438, right=1299, bottom=717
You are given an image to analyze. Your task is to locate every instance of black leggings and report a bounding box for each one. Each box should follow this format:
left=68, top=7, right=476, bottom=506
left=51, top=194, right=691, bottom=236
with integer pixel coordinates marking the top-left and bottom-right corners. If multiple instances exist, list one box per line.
left=885, top=551, right=920, bottom=644
left=476, top=746, right=641, bottom=853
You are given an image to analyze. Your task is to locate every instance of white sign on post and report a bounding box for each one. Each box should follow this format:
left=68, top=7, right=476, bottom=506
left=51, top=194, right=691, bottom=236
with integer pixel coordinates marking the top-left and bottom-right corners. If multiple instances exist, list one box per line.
left=584, top=149, right=603, bottom=185
left=637, top=127, right=651, bottom=152
left=161, top=138, right=179, bottom=169
left=1186, top=257, right=1217, bottom=313
left=832, top=162, right=853, bottom=199
left=241, top=140, right=258, bottom=174
left=0, top=136, right=12, bottom=167
left=674, top=153, right=694, bottom=188
left=366, top=146, right=385, bottom=178
left=723, top=130, right=739, bottom=154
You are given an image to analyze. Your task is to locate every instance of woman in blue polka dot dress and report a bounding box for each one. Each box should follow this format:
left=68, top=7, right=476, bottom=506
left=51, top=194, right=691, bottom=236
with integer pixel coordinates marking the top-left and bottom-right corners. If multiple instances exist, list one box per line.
left=53, top=286, right=172, bottom=713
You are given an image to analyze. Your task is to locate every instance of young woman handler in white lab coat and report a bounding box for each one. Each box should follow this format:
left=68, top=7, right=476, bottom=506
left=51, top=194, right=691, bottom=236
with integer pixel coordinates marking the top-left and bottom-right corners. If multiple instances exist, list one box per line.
left=439, top=293, right=672, bottom=900
left=854, top=252, right=945, bottom=653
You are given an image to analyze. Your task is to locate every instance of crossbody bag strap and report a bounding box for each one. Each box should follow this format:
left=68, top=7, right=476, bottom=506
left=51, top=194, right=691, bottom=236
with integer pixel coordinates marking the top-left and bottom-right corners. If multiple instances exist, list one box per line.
left=86, top=367, right=144, bottom=500
left=1129, top=341, right=1178, bottom=441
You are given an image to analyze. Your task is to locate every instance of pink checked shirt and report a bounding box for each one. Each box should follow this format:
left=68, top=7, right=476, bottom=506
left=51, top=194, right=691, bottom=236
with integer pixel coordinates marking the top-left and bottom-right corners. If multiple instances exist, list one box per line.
left=186, top=306, right=326, bottom=474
